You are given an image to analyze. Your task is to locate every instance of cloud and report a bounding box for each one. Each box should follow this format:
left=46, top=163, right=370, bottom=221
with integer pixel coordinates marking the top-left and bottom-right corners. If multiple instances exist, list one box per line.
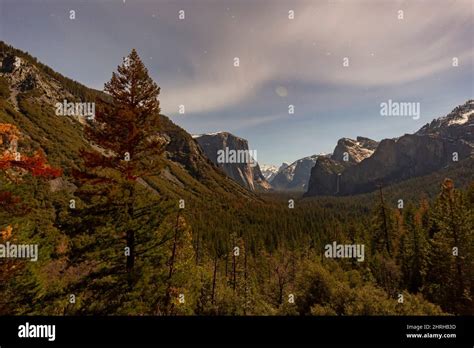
left=157, top=0, right=472, bottom=116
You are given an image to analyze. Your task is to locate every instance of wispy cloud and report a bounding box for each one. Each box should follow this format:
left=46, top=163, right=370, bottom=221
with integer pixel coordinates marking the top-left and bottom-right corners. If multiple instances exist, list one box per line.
left=1, top=0, right=471, bottom=164
left=158, top=0, right=473, bottom=116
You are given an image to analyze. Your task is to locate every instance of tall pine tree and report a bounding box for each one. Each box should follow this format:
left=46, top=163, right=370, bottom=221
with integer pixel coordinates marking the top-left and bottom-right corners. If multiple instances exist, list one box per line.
left=66, top=50, right=168, bottom=311
left=425, top=179, right=473, bottom=314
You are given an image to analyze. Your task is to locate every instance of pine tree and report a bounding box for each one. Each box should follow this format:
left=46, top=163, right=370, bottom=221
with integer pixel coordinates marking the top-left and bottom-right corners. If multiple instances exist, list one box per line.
left=157, top=214, right=197, bottom=315
left=371, top=186, right=395, bottom=256
left=398, top=204, right=428, bottom=293
left=425, top=179, right=473, bottom=314
left=64, top=50, right=167, bottom=311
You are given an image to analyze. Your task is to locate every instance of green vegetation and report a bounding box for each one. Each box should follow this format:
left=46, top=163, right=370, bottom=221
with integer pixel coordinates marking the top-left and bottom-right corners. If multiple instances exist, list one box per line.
left=0, top=46, right=472, bottom=316
left=0, top=76, right=9, bottom=98
left=2, top=166, right=472, bottom=315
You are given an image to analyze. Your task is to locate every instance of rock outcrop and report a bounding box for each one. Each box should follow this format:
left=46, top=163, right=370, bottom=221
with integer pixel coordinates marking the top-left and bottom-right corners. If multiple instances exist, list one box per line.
left=331, top=137, right=378, bottom=163
left=306, top=100, right=474, bottom=196
left=271, top=155, right=319, bottom=191
left=193, top=132, right=270, bottom=191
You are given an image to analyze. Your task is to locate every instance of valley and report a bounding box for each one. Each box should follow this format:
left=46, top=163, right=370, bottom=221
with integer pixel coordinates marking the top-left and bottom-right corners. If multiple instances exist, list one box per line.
left=0, top=41, right=472, bottom=317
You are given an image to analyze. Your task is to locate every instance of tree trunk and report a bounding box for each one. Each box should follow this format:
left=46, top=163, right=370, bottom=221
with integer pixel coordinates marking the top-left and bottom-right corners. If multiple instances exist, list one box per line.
left=126, top=184, right=136, bottom=274
left=211, top=255, right=218, bottom=305
left=165, top=211, right=180, bottom=312
left=168, top=211, right=180, bottom=280
left=225, top=254, right=228, bottom=279
left=232, top=250, right=237, bottom=292
left=195, top=228, right=200, bottom=265
left=378, top=186, right=391, bottom=256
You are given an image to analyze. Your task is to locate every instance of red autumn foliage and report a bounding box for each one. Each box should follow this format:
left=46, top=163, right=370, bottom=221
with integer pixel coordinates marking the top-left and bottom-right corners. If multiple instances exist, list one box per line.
left=0, top=123, right=62, bottom=179
left=0, top=123, right=61, bottom=216
left=0, top=150, right=62, bottom=179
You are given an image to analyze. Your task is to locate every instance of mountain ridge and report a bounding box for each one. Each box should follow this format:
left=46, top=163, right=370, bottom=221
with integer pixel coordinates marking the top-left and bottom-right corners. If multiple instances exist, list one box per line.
left=305, top=100, right=474, bottom=196
left=0, top=43, right=257, bottom=203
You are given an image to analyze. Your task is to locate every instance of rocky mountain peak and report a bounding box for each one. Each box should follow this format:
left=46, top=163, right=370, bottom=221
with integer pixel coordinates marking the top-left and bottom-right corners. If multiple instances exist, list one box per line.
left=0, top=53, right=75, bottom=110
left=417, top=100, right=474, bottom=136
left=260, top=163, right=280, bottom=181
left=279, top=162, right=289, bottom=171
left=331, top=136, right=378, bottom=163
left=306, top=100, right=474, bottom=197
left=271, top=154, right=319, bottom=191
left=193, top=131, right=270, bottom=191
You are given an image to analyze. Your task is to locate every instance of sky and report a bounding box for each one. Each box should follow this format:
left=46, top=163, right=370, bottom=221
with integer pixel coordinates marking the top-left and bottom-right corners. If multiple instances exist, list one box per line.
left=0, top=0, right=473, bottom=166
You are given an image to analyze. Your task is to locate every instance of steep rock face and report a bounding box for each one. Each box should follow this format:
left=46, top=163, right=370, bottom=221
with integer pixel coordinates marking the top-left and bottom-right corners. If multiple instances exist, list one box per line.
left=338, top=134, right=471, bottom=195
left=271, top=135, right=378, bottom=192
left=193, top=132, right=270, bottom=191
left=306, top=101, right=474, bottom=196
left=331, top=136, right=378, bottom=163
left=303, top=156, right=350, bottom=195
left=271, top=155, right=318, bottom=191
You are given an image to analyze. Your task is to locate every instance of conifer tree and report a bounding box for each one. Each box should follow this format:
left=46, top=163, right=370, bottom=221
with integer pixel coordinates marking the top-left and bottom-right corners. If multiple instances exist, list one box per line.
left=398, top=204, right=428, bottom=293
left=371, top=186, right=395, bottom=256
left=425, top=179, right=473, bottom=314
left=68, top=50, right=166, bottom=301
left=157, top=214, right=197, bottom=315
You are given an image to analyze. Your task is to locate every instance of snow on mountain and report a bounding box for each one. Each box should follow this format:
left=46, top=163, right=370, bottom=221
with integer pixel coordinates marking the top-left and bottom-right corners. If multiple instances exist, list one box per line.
left=307, top=100, right=474, bottom=197
left=271, top=155, right=319, bottom=191
left=331, top=137, right=378, bottom=163
left=417, top=100, right=474, bottom=135
left=260, top=164, right=280, bottom=181
left=192, top=132, right=227, bottom=139
left=448, top=109, right=473, bottom=126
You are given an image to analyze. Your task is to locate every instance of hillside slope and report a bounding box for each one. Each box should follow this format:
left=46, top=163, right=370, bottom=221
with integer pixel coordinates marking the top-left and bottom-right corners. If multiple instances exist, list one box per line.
left=0, top=42, right=255, bottom=203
